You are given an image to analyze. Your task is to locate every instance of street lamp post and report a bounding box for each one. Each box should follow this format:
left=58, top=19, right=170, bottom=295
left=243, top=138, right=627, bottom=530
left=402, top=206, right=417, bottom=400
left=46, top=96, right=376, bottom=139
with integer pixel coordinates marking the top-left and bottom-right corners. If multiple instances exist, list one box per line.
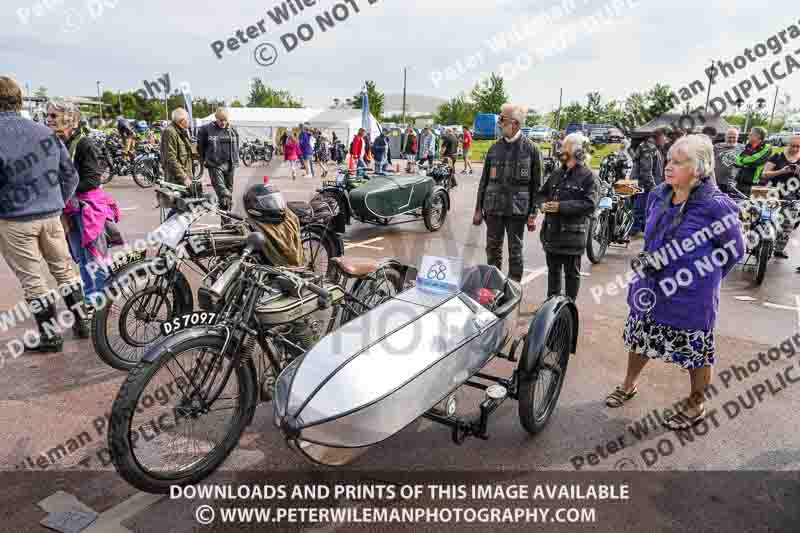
left=704, top=59, right=716, bottom=114
left=96, top=80, right=102, bottom=120
left=401, top=67, right=407, bottom=126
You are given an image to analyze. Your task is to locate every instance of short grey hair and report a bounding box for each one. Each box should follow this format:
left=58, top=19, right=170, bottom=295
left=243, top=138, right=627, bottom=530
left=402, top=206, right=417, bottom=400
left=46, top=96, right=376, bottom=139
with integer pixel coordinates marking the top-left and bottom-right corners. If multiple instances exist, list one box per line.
left=563, top=132, right=588, bottom=153
left=214, top=108, right=230, bottom=120
left=172, top=108, right=188, bottom=122
left=668, top=134, right=715, bottom=178
left=751, top=126, right=767, bottom=141
left=500, top=103, right=527, bottom=125
left=47, top=99, right=81, bottom=126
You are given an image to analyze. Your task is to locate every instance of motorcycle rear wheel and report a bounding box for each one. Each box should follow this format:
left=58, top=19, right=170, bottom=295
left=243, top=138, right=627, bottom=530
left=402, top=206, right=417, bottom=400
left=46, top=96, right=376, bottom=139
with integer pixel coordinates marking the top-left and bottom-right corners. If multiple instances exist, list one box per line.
left=109, top=335, right=254, bottom=494
left=586, top=213, right=609, bottom=264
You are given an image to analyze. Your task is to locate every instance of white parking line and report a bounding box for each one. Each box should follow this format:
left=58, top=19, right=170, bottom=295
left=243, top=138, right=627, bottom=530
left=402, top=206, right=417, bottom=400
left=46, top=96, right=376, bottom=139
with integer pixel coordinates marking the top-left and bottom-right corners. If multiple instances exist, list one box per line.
left=762, top=302, right=800, bottom=312
left=520, top=267, right=548, bottom=286
left=343, top=237, right=385, bottom=251
left=120, top=207, right=138, bottom=211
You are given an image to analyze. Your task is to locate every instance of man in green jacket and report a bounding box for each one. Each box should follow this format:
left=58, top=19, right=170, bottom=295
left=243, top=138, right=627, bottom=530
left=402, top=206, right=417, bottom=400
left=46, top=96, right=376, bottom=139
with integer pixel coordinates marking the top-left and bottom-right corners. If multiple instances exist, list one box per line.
left=735, top=126, right=772, bottom=197
left=160, top=108, right=194, bottom=188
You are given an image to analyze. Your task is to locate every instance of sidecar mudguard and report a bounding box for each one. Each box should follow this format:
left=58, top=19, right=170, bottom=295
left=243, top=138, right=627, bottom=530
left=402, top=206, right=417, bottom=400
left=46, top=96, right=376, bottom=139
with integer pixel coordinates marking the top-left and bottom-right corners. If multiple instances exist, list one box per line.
left=519, top=295, right=579, bottom=380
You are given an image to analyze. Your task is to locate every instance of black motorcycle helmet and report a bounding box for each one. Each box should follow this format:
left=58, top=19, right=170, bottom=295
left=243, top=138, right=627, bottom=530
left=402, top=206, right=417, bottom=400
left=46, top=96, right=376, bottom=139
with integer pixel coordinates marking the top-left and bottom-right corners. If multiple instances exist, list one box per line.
left=244, top=184, right=286, bottom=224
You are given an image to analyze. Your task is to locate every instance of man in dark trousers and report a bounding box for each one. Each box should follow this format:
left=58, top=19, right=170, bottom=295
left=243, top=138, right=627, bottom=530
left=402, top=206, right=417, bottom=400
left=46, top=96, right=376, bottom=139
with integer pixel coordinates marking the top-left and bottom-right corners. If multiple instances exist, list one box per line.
left=534, top=133, right=597, bottom=300
left=198, top=108, right=239, bottom=210
left=473, top=103, right=542, bottom=282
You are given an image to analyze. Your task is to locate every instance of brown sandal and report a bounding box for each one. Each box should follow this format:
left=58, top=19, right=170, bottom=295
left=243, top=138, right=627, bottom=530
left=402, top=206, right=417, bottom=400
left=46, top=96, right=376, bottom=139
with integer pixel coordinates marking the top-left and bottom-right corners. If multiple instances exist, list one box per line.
left=605, top=385, right=638, bottom=408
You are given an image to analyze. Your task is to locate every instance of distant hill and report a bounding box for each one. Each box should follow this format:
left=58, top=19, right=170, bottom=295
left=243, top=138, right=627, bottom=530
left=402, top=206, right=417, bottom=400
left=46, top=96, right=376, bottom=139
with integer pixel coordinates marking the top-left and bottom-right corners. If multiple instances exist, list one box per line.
left=383, top=93, right=447, bottom=116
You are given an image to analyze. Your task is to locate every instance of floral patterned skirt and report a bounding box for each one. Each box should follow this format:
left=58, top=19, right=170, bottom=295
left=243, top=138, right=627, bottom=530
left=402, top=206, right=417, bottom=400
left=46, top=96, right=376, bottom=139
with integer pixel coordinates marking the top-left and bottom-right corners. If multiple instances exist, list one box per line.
left=622, top=313, right=716, bottom=369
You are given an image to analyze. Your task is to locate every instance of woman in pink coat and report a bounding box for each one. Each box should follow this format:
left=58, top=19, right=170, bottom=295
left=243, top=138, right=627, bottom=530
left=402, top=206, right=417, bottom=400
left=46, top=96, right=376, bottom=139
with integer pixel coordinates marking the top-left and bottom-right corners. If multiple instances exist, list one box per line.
left=284, top=133, right=302, bottom=180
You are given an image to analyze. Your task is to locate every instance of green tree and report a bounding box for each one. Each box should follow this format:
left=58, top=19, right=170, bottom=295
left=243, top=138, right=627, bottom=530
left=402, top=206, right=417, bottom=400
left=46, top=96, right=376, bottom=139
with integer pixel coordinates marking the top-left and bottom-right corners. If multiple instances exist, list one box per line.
left=34, top=86, right=48, bottom=98
left=349, top=80, right=385, bottom=119
left=470, top=73, right=508, bottom=114
left=247, top=78, right=302, bottom=108
left=525, top=109, right=543, bottom=127
left=434, top=94, right=476, bottom=126
left=583, top=92, right=604, bottom=124
left=560, top=102, right=586, bottom=128
left=230, top=100, right=244, bottom=108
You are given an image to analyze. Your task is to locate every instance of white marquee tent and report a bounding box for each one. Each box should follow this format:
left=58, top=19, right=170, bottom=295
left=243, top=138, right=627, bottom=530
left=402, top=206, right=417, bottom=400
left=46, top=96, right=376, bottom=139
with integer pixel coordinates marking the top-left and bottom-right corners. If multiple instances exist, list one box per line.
left=198, top=107, right=381, bottom=144
left=197, top=107, right=323, bottom=142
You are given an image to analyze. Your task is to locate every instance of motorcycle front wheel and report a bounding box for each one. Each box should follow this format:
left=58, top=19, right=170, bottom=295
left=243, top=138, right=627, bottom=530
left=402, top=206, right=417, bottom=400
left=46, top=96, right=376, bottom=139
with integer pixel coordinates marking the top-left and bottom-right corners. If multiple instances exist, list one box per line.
left=109, top=334, right=255, bottom=494
left=241, top=150, right=254, bottom=167
left=131, top=162, right=157, bottom=188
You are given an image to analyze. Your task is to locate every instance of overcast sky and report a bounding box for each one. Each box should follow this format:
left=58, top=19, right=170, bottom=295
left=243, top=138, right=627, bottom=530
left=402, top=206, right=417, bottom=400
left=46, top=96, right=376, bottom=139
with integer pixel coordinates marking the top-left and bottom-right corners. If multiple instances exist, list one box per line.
left=3, top=0, right=798, bottom=116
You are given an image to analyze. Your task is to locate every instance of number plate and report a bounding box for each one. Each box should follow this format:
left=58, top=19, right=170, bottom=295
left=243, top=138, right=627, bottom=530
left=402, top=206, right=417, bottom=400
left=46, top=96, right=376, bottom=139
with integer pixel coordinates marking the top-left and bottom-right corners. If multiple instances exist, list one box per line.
left=161, top=312, right=217, bottom=336
left=148, top=214, right=191, bottom=250
left=598, top=197, right=613, bottom=210
left=417, top=255, right=463, bottom=294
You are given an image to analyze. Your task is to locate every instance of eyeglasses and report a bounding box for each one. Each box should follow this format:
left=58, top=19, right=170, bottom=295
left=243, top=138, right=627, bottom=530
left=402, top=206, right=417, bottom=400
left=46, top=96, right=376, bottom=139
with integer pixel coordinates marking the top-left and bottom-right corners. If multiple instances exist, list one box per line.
left=498, top=116, right=517, bottom=125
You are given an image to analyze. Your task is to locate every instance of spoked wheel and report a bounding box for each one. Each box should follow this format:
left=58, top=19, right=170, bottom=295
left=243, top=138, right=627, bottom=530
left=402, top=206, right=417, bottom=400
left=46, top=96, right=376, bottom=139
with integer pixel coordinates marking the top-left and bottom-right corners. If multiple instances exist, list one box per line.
left=586, top=213, right=609, bottom=264
left=518, top=299, right=575, bottom=435
left=241, top=151, right=254, bottom=167
left=92, top=266, right=192, bottom=371
left=132, top=164, right=157, bottom=188
left=98, top=156, right=114, bottom=184
left=109, top=335, right=254, bottom=493
left=343, top=265, right=404, bottom=322
left=301, top=229, right=336, bottom=276
left=423, top=190, right=448, bottom=231
left=753, top=240, right=772, bottom=286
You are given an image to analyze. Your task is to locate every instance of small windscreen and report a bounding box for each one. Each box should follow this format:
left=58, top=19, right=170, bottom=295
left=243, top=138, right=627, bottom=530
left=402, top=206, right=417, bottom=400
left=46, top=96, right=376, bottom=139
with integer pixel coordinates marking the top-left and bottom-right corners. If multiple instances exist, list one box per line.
left=460, top=265, right=507, bottom=295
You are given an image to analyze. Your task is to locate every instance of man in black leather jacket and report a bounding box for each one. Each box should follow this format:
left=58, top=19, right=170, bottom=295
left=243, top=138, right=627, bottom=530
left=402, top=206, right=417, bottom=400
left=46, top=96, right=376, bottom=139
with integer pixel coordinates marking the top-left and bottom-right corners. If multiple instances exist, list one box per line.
left=198, top=108, right=239, bottom=210
left=473, top=104, right=542, bottom=282
left=534, top=133, right=597, bottom=300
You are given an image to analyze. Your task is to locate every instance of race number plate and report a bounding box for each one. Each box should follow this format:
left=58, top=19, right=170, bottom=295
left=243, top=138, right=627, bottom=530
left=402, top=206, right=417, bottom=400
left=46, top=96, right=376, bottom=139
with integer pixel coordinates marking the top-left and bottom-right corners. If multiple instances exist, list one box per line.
left=148, top=214, right=191, bottom=250
left=417, top=255, right=463, bottom=293
left=161, top=312, right=217, bottom=336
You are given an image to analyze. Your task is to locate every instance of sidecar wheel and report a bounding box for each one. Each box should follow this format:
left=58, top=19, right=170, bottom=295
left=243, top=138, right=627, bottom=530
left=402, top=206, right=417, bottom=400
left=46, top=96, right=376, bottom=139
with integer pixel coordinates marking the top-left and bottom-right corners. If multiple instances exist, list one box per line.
left=518, top=301, right=574, bottom=435
left=423, top=190, right=448, bottom=232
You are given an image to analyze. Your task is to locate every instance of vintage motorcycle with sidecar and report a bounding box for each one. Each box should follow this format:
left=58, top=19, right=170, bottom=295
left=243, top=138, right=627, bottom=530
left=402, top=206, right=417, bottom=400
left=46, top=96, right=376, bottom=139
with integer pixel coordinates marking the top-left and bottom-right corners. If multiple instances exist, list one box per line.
left=274, top=262, right=579, bottom=466
left=318, top=165, right=452, bottom=233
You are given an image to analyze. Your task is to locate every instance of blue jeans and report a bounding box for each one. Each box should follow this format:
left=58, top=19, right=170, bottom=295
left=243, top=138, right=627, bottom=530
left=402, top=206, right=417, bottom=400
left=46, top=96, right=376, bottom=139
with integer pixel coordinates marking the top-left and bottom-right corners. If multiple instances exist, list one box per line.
left=303, top=155, right=315, bottom=176
left=67, top=223, right=108, bottom=304
left=632, top=191, right=650, bottom=233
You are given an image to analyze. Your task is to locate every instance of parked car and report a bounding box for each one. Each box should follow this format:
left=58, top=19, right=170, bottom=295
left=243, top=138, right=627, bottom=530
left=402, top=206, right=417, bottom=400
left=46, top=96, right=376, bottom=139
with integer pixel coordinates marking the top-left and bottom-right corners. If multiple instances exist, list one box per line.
left=528, top=125, right=552, bottom=142
left=768, top=129, right=800, bottom=146
left=589, top=127, right=610, bottom=144
left=607, top=128, right=624, bottom=143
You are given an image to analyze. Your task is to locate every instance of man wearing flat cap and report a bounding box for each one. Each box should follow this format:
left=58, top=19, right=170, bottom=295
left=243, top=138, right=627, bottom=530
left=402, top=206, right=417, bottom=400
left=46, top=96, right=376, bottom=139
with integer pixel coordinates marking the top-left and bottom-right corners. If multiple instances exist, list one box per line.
left=473, top=103, right=542, bottom=282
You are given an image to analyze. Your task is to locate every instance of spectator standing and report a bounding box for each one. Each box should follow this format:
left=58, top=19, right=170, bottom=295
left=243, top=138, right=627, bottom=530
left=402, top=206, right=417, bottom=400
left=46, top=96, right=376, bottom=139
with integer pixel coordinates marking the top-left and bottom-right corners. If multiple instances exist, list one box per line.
left=117, top=116, right=135, bottom=158
left=198, top=108, right=239, bottom=210
left=607, top=135, right=745, bottom=431
left=0, top=77, right=83, bottom=352
left=734, top=126, right=772, bottom=197
left=350, top=128, right=367, bottom=170
left=402, top=127, right=417, bottom=173
left=372, top=130, right=389, bottom=175
left=299, top=124, right=315, bottom=177
left=284, top=133, right=302, bottom=180
left=160, top=108, right=194, bottom=189
left=48, top=100, right=118, bottom=329
left=417, top=127, right=435, bottom=169
left=315, top=130, right=331, bottom=178
left=461, top=126, right=474, bottom=175
left=473, top=104, right=542, bottom=282
left=762, top=133, right=800, bottom=259
left=534, top=133, right=597, bottom=300
left=712, top=127, right=744, bottom=196
left=279, top=130, right=288, bottom=155
left=630, top=134, right=663, bottom=235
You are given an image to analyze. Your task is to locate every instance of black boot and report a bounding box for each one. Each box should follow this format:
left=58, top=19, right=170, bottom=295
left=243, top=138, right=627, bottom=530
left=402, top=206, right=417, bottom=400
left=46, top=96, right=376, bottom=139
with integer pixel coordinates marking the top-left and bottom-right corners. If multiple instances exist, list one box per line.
left=26, top=298, right=63, bottom=353
left=62, top=284, right=91, bottom=339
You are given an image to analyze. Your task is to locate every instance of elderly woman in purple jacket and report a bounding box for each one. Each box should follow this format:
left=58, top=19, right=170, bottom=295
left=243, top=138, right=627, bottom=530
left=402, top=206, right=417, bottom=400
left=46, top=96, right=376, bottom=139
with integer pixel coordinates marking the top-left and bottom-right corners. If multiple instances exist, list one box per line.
left=606, top=135, right=745, bottom=430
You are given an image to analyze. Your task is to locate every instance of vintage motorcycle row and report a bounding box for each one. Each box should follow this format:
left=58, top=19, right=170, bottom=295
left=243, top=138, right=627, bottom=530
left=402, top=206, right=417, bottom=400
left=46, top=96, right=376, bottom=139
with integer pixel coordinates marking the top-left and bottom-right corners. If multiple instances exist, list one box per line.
left=94, top=165, right=578, bottom=494
left=585, top=152, right=800, bottom=286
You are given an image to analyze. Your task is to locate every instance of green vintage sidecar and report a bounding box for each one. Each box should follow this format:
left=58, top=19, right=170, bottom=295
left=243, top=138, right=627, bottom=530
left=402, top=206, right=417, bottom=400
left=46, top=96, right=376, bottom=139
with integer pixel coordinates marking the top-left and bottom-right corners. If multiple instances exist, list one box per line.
left=319, top=166, right=452, bottom=232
